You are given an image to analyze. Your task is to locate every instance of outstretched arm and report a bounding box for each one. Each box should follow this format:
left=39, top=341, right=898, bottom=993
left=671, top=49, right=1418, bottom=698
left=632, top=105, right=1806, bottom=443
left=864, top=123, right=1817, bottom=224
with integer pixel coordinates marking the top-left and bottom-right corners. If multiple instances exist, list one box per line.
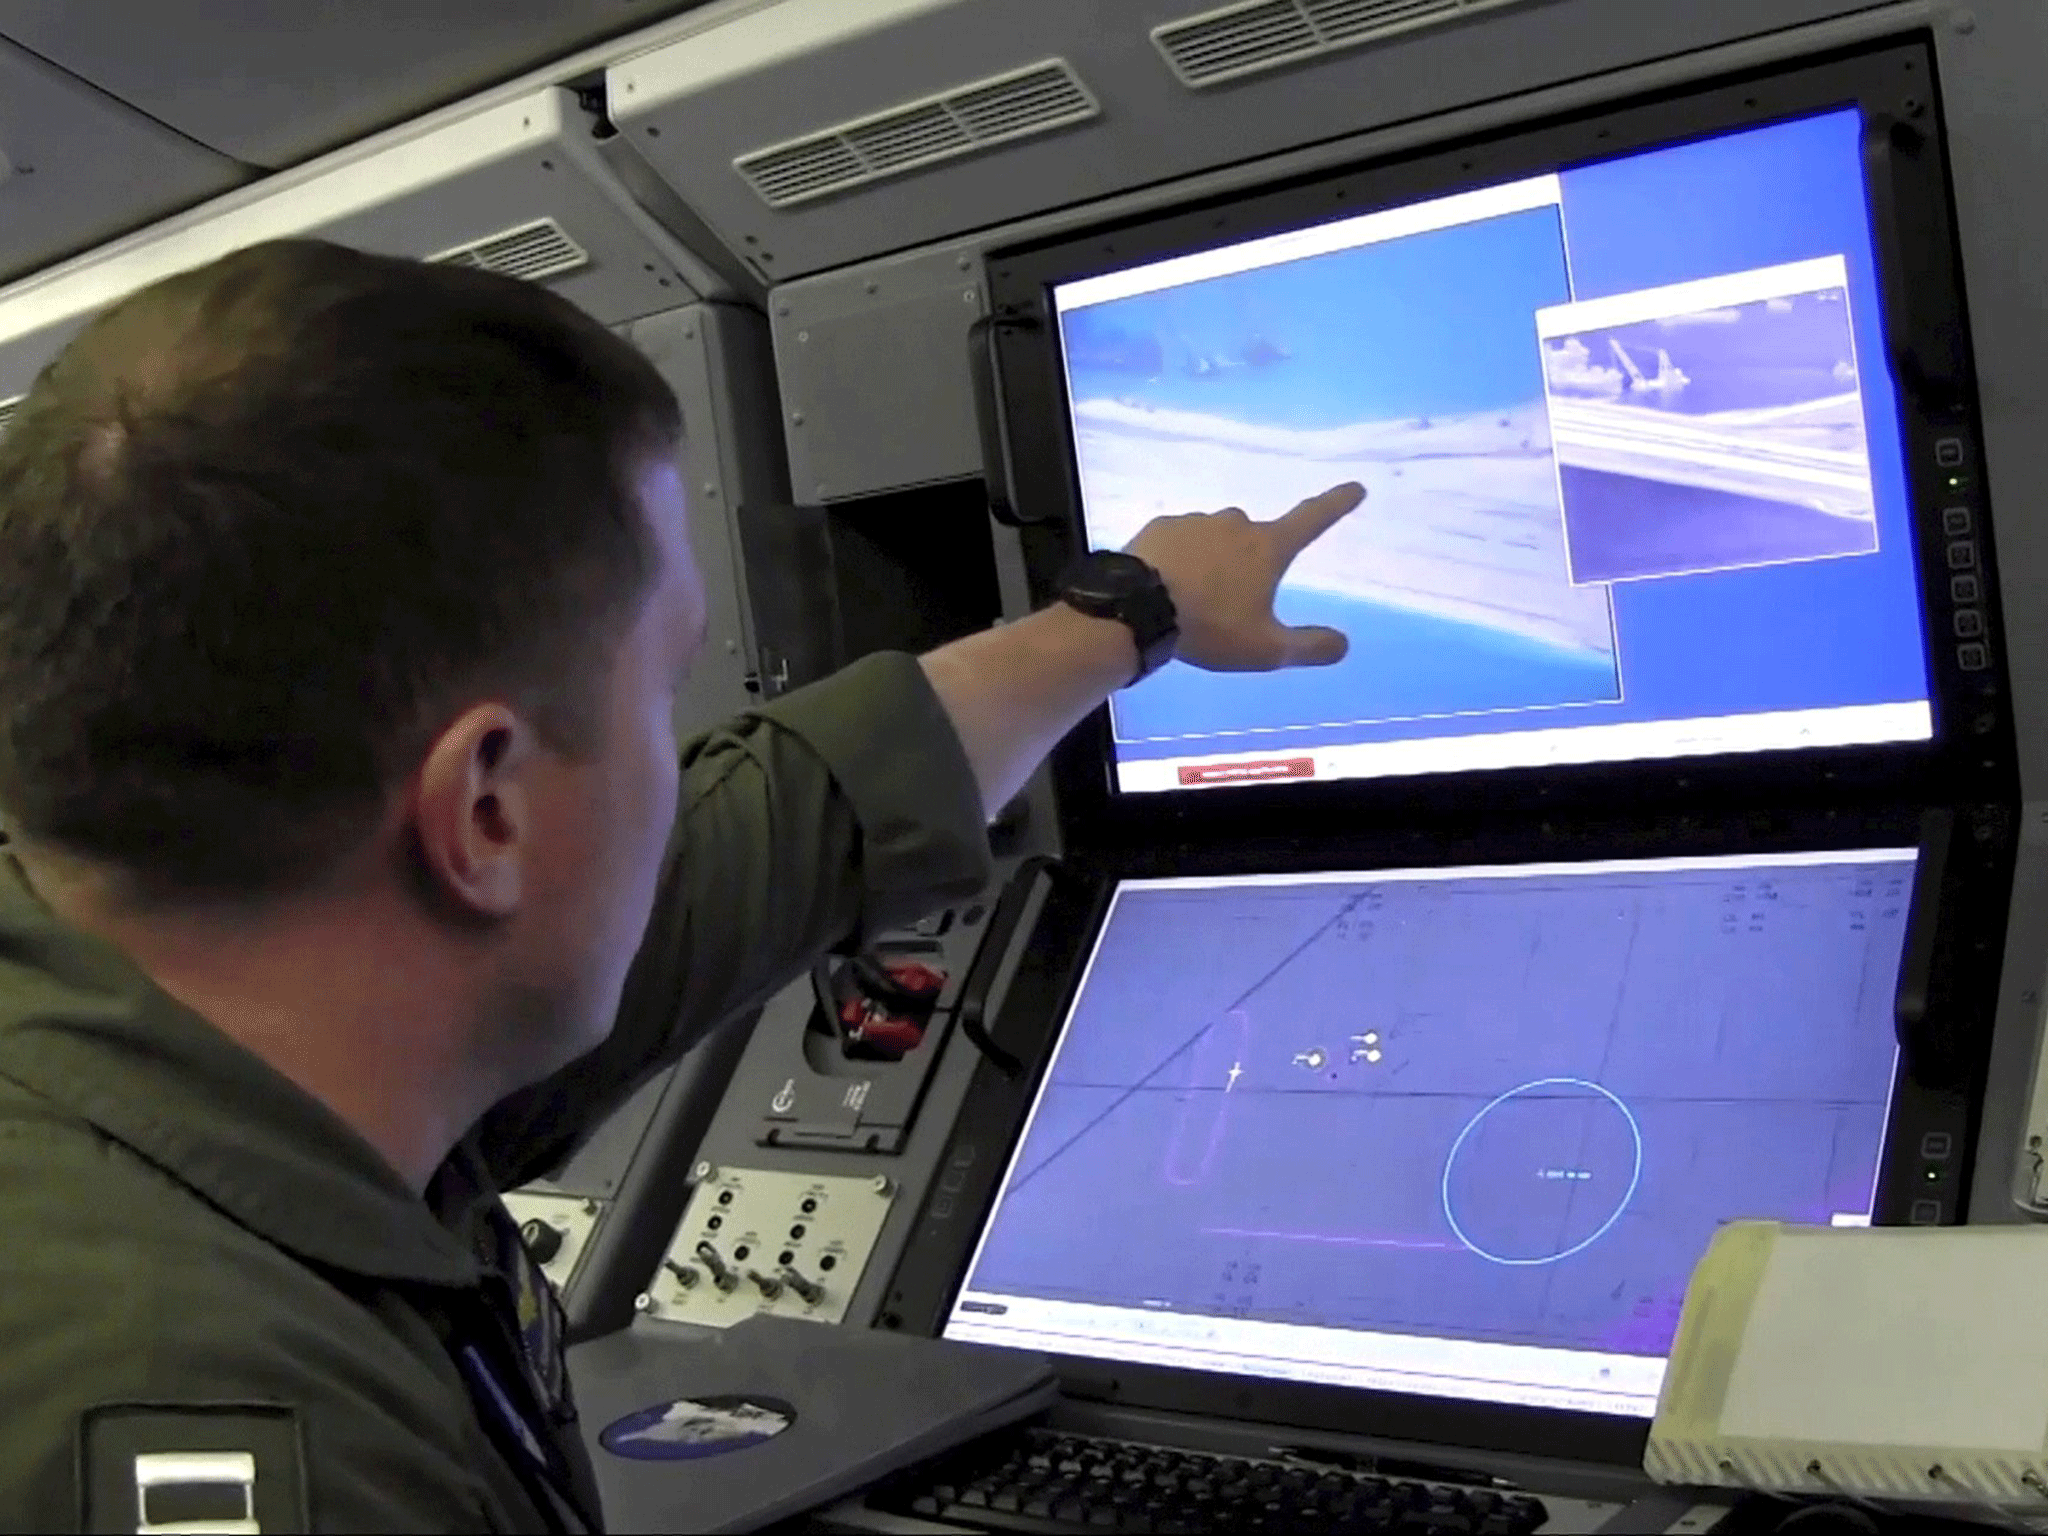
left=923, top=483, right=1365, bottom=815
left=475, top=484, right=1366, bottom=1184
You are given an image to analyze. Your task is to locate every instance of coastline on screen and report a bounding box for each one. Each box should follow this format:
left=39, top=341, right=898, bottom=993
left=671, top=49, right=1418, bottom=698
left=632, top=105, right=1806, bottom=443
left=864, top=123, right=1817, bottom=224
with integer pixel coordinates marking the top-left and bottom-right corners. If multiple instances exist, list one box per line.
left=1050, top=109, right=1932, bottom=795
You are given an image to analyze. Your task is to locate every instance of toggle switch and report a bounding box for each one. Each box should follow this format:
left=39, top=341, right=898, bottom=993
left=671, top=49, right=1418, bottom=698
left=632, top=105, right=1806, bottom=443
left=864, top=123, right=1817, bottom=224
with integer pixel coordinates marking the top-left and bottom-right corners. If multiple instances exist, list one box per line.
left=695, top=1240, right=739, bottom=1293
left=779, top=1267, right=825, bottom=1307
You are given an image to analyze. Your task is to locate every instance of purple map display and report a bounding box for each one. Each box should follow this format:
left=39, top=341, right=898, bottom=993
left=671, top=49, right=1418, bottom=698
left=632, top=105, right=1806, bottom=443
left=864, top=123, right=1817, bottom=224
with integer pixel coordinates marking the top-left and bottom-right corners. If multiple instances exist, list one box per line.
left=963, top=854, right=1910, bottom=1361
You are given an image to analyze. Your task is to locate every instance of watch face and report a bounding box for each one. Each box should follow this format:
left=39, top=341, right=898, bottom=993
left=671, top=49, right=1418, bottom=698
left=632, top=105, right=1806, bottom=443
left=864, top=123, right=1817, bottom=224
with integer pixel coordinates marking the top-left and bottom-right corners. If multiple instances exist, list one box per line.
left=1071, top=550, right=1152, bottom=600
left=1059, top=549, right=1179, bottom=682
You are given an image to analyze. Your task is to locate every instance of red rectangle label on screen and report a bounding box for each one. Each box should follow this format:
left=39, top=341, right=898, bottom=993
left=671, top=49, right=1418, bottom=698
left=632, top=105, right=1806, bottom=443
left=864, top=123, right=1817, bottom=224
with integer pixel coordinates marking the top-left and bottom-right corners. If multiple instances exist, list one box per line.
left=1176, top=757, right=1317, bottom=786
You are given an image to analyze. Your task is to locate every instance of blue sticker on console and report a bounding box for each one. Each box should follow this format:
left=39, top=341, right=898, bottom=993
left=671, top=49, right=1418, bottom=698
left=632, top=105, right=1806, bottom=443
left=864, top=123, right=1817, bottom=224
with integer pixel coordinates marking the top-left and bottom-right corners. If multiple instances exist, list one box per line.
left=598, top=1394, right=796, bottom=1461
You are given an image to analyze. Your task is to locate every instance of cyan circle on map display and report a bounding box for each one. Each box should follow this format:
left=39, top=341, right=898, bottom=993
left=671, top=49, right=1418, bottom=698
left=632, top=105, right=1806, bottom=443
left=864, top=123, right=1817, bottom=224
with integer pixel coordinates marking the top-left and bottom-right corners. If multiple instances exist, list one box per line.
left=1439, top=1077, right=1642, bottom=1266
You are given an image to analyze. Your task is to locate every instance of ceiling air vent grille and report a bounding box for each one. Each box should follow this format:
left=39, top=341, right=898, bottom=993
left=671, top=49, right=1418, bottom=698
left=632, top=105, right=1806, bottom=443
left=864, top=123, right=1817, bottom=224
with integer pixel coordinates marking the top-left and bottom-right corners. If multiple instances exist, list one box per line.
left=0, top=394, right=21, bottom=438
left=427, top=217, right=589, bottom=283
left=1155, top=0, right=1528, bottom=88
left=735, top=59, right=1098, bottom=209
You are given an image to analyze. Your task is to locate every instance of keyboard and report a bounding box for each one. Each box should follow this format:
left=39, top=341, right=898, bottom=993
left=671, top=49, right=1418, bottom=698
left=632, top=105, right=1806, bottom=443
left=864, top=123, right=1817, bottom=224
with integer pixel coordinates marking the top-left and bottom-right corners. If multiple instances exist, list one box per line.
left=873, top=1426, right=1551, bottom=1534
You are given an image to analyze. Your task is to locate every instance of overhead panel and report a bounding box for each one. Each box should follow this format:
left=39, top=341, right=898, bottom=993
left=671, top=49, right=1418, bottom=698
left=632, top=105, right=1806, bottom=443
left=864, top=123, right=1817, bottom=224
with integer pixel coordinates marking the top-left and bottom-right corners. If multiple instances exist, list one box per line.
left=606, top=0, right=1882, bottom=285
left=1153, top=0, right=1531, bottom=88
left=734, top=60, right=1099, bottom=210
left=0, top=0, right=721, bottom=170
left=0, top=87, right=712, bottom=402
left=428, top=216, right=593, bottom=282
left=0, top=34, right=250, bottom=289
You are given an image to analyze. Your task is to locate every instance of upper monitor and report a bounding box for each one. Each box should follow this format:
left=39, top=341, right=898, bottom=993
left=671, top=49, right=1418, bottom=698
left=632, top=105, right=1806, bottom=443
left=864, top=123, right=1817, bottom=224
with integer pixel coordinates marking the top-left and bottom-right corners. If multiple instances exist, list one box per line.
left=1045, top=107, right=1932, bottom=797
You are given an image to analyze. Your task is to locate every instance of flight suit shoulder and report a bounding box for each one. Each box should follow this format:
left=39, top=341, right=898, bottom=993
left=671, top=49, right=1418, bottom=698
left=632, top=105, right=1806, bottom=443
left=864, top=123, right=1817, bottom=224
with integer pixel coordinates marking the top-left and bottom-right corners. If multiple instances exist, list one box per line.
left=0, top=1115, right=499, bottom=1533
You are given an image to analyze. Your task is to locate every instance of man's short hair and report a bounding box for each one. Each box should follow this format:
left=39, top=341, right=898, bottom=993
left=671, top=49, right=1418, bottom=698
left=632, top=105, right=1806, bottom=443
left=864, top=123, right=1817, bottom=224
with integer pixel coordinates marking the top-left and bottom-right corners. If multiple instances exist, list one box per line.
left=0, top=238, right=681, bottom=904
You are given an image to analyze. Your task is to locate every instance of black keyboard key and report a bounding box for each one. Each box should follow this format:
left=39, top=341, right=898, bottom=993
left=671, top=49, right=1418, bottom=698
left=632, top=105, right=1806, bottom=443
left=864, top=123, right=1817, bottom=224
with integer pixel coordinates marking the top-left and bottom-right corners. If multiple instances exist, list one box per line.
left=909, top=1494, right=940, bottom=1517
left=960, top=1485, right=991, bottom=1507
left=992, top=1488, right=1024, bottom=1512
left=938, top=1502, right=1055, bottom=1533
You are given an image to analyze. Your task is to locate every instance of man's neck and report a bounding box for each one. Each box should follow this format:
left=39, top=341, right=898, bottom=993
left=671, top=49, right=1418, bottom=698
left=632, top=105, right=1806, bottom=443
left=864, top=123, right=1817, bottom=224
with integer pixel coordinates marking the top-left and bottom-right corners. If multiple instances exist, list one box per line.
left=19, top=856, right=484, bottom=1190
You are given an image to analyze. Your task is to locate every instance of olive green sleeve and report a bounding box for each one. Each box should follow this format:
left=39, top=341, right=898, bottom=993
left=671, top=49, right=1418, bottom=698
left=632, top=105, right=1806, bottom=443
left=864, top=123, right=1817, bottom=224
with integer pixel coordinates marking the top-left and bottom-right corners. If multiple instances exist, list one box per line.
left=475, top=651, right=994, bottom=1187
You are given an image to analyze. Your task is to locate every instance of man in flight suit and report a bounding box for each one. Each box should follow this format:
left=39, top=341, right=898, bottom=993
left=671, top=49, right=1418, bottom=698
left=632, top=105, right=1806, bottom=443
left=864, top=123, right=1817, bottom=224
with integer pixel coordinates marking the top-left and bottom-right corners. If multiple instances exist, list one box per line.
left=0, top=239, right=1365, bottom=1532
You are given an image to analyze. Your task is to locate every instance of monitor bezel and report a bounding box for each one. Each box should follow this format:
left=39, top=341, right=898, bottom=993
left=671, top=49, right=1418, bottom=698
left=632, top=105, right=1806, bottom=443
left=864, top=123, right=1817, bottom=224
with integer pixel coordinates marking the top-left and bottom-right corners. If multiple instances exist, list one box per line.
left=877, top=805, right=2004, bottom=1469
left=979, top=38, right=2013, bottom=858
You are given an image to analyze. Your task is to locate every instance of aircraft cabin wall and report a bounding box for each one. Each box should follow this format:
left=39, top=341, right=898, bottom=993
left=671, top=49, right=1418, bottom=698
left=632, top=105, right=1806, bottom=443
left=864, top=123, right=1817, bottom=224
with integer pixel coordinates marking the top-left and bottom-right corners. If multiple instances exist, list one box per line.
left=715, top=0, right=2048, bottom=1260
left=0, top=0, right=2045, bottom=1460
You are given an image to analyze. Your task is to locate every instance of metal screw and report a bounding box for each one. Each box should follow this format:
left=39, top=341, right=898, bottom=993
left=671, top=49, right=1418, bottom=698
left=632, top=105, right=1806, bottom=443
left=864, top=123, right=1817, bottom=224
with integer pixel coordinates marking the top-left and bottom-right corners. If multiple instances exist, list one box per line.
left=725, top=639, right=739, bottom=654
left=963, top=288, right=978, bottom=304
left=582, top=1198, right=600, bottom=1215
left=815, top=484, right=829, bottom=499
left=776, top=303, right=791, bottom=316
left=872, top=1175, right=892, bottom=1195
left=634, top=1292, right=654, bottom=1313
left=958, top=254, right=972, bottom=270
left=798, top=329, right=810, bottom=343
left=790, top=412, right=805, bottom=426
left=1952, top=8, right=1976, bottom=33
left=694, top=1161, right=714, bottom=1181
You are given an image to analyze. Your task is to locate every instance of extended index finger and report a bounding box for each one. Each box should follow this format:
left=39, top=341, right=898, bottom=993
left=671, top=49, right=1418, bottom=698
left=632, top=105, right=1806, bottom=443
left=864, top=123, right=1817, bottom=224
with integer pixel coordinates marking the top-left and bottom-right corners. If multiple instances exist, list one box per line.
left=1270, top=481, right=1366, bottom=557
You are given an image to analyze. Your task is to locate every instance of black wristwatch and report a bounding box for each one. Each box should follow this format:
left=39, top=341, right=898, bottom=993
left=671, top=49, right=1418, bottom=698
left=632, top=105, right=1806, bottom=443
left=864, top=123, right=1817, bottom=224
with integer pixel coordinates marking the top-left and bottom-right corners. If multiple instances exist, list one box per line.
left=1057, top=550, right=1179, bottom=686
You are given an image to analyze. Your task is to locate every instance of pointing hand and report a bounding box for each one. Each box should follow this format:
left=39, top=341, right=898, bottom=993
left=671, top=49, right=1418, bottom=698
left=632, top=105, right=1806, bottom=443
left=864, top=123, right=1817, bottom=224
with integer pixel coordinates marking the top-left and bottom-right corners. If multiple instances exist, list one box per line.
left=1124, top=483, right=1367, bottom=672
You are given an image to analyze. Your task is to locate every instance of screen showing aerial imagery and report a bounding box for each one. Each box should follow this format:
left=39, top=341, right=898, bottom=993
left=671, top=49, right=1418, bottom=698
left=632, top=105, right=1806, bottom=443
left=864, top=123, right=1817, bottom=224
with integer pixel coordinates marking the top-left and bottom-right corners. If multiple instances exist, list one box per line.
left=1051, top=109, right=1932, bottom=794
left=945, top=850, right=1911, bottom=1418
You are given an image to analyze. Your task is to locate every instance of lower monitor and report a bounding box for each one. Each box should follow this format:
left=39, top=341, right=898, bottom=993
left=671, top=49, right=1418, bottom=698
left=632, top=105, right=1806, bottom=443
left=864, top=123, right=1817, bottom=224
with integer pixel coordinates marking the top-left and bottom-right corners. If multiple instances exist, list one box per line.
left=943, top=848, right=1913, bottom=1419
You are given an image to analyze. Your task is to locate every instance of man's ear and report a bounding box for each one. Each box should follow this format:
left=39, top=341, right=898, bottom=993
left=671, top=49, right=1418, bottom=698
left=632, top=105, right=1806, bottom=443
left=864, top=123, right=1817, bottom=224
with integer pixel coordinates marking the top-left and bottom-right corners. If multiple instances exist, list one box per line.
left=409, top=703, right=537, bottom=919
